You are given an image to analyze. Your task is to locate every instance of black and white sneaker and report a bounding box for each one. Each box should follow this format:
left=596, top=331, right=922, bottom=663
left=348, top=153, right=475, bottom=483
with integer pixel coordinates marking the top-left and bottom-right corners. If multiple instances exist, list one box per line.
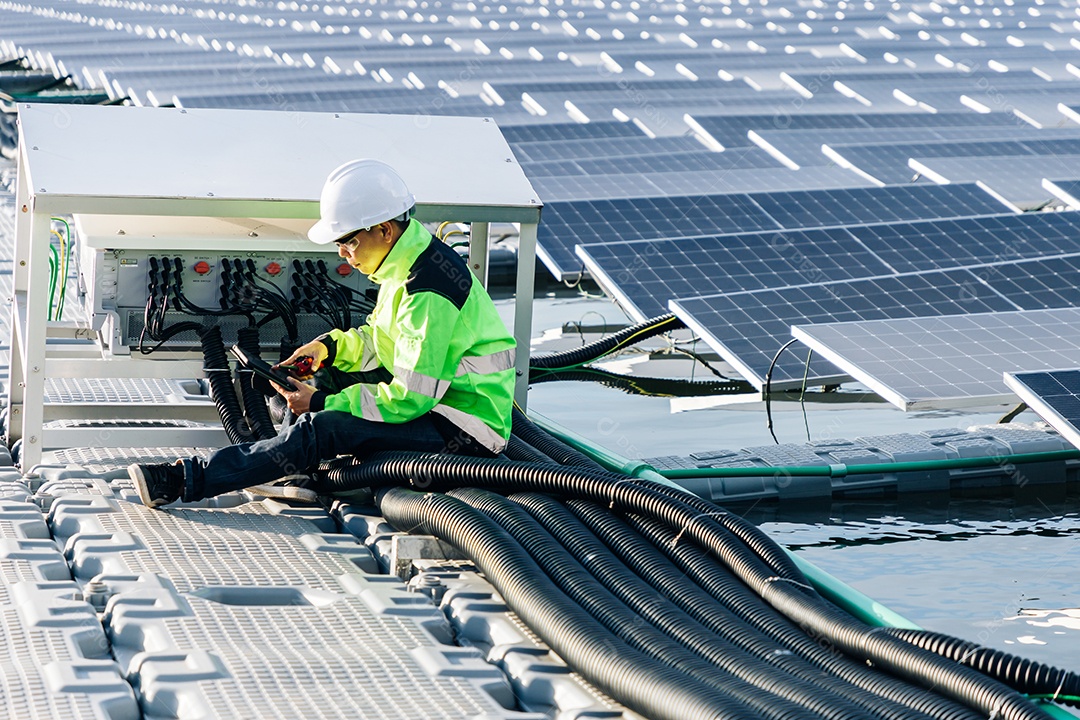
left=127, top=461, right=184, bottom=508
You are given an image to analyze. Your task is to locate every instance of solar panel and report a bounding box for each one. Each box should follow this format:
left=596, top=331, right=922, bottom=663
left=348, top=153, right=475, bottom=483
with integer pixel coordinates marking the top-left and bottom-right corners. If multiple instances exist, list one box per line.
left=673, top=254, right=1080, bottom=389
left=578, top=211, right=1059, bottom=319
left=537, top=183, right=1014, bottom=280
left=828, top=139, right=1080, bottom=186
left=522, top=148, right=783, bottom=178
left=690, top=111, right=1022, bottom=150
left=852, top=212, right=1080, bottom=274
left=580, top=228, right=898, bottom=320
left=501, top=122, right=646, bottom=143
left=1003, top=369, right=1080, bottom=450
left=1042, top=179, right=1080, bottom=209
left=792, top=308, right=1080, bottom=410
left=511, top=136, right=703, bottom=163
left=753, top=127, right=1080, bottom=169
left=749, top=183, right=1013, bottom=229
left=908, top=155, right=1080, bottom=209
left=532, top=166, right=875, bottom=203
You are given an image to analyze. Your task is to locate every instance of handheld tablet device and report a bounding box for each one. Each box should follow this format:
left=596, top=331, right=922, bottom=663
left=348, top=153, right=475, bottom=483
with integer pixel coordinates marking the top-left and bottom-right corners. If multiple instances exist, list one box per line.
left=229, top=345, right=298, bottom=391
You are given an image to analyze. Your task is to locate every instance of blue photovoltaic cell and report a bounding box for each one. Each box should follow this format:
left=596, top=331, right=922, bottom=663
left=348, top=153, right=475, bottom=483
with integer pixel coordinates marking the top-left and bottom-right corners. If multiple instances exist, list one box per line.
left=1004, top=369, right=1080, bottom=450
left=537, top=183, right=1012, bottom=280
left=674, top=254, right=1080, bottom=388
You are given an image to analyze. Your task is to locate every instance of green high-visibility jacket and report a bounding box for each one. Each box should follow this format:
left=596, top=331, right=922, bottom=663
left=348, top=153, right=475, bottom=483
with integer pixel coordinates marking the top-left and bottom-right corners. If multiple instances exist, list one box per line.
left=312, top=220, right=516, bottom=454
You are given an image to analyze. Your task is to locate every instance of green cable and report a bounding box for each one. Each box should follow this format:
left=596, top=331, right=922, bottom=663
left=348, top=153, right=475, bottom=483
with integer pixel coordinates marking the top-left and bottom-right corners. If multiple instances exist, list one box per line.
left=657, top=449, right=1080, bottom=480
left=47, top=244, right=58, bottom=320
left=1028, top=695, right=1080, bottom=703
left=51, top=217, right=71, bottom=320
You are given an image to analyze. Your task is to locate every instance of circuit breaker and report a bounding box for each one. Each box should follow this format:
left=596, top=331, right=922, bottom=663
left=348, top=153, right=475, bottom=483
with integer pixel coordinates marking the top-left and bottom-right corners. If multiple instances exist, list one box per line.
left=73, top=214, right=377, bottom=353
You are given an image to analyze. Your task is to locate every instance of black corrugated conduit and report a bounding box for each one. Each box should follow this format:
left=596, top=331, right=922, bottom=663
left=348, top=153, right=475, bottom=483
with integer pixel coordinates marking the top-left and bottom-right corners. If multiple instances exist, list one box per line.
left=510, top=408, right=604, bottom=470
left=451, top=487, right=820, bottom=720
left=235, top=327, right=276, bottom=441
left=504, top=491, right=927, bottom=720
left=375, top=486, right=760, bottom=720
left=451, top=487, right=845, bottom=720
left=503, top=434, right=557, bottom=464
left=199, top=326, right=253, bottom=444
left=528, top=366, right=754, bottom=397
left=648, top=483, right=807, bottom=584
left=528, top=312, right=686, bottom=370
left=619, top=512, right=979, bottom=720
left=317, top=452, right=1054, bottom=720
left=883, top=629, right=1080, bottom=708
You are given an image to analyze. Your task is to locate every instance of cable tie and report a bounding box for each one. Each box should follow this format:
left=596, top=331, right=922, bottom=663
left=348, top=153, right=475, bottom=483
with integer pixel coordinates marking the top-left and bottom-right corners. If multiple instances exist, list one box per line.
left=987, top=697, right=1005, bottom=720
left=1051, top=669, right=1067, bottom=703
left=670, top=510, right=728, bottom=547
left=763, top=575, right=816, bottom=592
left=606, top=477, right=645, bottom=509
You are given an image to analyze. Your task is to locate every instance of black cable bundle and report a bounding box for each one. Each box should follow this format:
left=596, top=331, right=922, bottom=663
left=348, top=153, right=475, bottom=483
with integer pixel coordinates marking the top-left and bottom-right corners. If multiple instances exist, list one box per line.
left=510, top=407, right=604, bottom=471
left=199, top=326, right=253, bottom=445
left=529, top=312, right=685, bottom=370
left=234, top=327, right=277, bottom=440
left=319, top=452, right=1056, bottom=720
left=883, top=629, right=1080, bottom=707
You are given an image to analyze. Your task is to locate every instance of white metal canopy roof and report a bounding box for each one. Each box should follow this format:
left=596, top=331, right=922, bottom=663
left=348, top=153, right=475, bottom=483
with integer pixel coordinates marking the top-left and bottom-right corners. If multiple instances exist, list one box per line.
left=16, top=103, right=542, bottom=223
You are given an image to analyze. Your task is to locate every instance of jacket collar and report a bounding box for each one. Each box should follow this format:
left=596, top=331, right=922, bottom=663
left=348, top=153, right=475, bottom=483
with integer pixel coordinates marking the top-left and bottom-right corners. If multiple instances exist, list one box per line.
left=369, top=219, right=430, bottom=284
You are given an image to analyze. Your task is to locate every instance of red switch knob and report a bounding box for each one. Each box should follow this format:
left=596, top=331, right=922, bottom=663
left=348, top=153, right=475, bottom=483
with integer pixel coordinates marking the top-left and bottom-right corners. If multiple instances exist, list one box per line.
left=336, top=263, right=353, bottom=276
left=266, top=262, right=282, bottom=276
left=193, top=261, right=211, bottom=275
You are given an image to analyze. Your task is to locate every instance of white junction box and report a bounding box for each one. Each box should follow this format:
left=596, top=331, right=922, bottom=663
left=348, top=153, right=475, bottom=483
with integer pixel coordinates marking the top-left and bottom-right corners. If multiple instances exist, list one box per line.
left=74, top=214, right=375, bottom=353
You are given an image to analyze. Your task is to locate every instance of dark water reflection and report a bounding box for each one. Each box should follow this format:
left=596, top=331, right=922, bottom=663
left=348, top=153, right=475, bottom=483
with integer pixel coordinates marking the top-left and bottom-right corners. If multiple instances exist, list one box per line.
left=744, top=491, right=1080, bottom=671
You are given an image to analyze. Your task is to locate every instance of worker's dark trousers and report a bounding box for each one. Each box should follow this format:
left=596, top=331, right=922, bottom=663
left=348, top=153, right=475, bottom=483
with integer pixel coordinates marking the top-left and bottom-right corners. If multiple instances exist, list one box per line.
left=180, top=410, right=447, bottom=501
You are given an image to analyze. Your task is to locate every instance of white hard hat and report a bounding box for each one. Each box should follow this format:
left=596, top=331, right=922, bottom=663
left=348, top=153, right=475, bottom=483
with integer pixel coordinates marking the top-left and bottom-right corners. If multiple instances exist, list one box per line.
left=308, top=159, right=416, bottom=245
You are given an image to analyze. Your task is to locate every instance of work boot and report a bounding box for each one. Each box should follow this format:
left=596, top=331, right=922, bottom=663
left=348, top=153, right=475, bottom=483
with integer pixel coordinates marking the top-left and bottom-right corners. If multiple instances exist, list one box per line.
left=127, top=461, right=184, bottom=508
left=246, top=475, right=319, bottom=503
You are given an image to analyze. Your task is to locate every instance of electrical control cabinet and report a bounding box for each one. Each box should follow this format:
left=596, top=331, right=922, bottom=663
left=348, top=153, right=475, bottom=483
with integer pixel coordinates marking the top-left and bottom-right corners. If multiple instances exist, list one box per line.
left=74, top=214, right=377, bottom=353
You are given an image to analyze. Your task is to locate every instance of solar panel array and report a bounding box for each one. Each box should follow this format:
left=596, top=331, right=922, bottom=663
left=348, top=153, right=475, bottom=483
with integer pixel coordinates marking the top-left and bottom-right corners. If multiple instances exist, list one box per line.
left=580, top=211, right=1080, bottom=387
left=539, top=183, right=1014, bottom=280
left=674, top=253, right=1080, bottom=389
left=579, top=205, right=1075, bottom=321
left=5, top=0, right=1080, bottom=402
left=792, top=308, right=1080, bottom=410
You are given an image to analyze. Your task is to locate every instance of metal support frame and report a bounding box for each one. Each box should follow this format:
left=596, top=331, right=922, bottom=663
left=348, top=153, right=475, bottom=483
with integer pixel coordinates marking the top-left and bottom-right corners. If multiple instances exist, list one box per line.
left=514, top=223, right=538, bottom=410
left=468, top=221, right=489, bottom=286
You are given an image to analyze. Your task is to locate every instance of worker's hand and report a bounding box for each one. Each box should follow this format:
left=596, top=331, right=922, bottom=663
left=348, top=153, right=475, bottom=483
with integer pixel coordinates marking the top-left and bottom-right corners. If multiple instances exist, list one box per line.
left=274, top=378, right=318, bottom=415
left=276, top=340, right=329, bottom=378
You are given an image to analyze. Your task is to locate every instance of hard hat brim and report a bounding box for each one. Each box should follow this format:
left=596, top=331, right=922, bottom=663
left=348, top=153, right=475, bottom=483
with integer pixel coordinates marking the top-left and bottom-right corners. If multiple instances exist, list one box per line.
left=307, top=218, right=341, bottom=245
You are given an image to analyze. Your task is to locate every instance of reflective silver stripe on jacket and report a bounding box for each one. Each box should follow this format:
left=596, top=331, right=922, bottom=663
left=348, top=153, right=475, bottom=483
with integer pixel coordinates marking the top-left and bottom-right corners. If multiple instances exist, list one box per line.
left=394, top=365, right=450, bottom=399
left=360, top=385, right=381, bottom=421
left=431, top=405, right=507, bottom=454
left=456, top=347, right=516, bottom=377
